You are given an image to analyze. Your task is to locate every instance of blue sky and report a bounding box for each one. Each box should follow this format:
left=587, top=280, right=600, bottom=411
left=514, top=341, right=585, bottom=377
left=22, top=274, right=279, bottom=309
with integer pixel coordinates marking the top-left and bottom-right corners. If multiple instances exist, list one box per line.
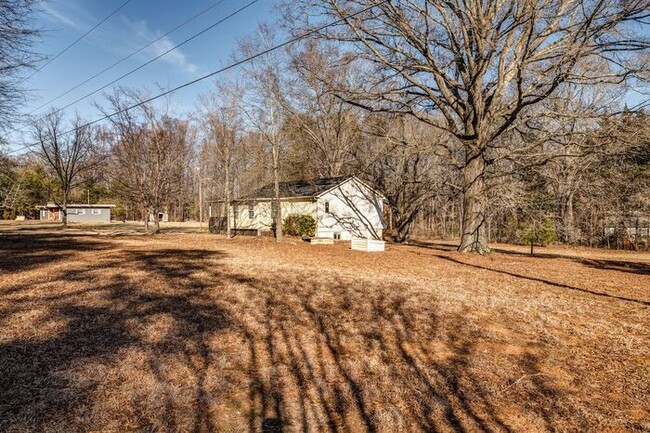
left=11, top=0, right=278, bottom=151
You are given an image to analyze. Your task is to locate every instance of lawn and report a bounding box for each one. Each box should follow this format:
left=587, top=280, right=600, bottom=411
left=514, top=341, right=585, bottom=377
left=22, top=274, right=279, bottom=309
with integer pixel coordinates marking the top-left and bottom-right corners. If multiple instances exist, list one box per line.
left=0, top=227, right=648, bottom=432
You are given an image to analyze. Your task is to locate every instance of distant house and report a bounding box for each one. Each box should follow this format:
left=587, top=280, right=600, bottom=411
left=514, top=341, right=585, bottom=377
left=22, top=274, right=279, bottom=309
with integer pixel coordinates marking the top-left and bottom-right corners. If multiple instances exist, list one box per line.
left=604, top=213, right=650, bottom=238
left=209, top=176, right=386, bottom=240
left=38, top=203, right=116, bottom=223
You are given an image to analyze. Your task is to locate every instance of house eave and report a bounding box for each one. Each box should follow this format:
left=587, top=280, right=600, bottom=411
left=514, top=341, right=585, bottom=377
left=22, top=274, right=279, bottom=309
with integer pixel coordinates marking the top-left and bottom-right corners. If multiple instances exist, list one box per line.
left=211, top=196, right=318, bottom=204
left=38, top=204, right=117, bottom=209
left=314, top=176, right=387, bottom=201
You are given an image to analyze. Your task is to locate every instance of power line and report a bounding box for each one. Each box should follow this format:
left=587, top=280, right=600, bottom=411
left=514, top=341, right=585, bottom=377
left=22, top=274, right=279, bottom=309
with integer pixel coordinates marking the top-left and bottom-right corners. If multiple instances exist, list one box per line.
left=9, top=1, right=387, bottom=156
left=27, top=0, right=230, bottom=115
left=22, top=0, right=135, bottom=83
left=22, top=0, right=260, bottom=131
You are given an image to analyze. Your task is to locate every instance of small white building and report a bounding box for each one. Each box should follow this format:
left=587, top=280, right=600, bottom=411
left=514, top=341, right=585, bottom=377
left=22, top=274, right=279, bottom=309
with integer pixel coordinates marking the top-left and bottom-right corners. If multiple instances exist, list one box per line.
left=148, top=212, right=169, bottom=223
left=210, top=176, right=386, bottom=240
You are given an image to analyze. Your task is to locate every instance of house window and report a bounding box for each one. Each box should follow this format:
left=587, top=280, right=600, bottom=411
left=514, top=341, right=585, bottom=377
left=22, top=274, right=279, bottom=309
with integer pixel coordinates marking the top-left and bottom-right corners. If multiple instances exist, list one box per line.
left=77, top=209, right=86, bottom=215
left=325, top=201, right=330, bottom=213
left=248, top=204, right=254, bottom=219
left=92, top=209, right=101, bottom=215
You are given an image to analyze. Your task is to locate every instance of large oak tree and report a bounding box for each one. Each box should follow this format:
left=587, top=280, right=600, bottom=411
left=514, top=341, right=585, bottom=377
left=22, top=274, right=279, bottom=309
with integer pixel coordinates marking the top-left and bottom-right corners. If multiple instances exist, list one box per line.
left=291, top=0, right=649, bottom=252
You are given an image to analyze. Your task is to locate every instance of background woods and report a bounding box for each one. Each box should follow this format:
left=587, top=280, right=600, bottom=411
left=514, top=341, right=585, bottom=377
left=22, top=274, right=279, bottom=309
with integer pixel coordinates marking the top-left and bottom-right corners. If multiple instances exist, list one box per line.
left=0, top=0, right=648, bottom=248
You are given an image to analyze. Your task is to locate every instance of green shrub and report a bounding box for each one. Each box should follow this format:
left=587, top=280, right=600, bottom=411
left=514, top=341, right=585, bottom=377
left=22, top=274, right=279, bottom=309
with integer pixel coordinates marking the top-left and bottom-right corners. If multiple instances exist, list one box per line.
left=283, top=214, right=317, bottom=237
left=2, top=209, right=15, bottom=220
left=517, top=218, right=557, bottom=246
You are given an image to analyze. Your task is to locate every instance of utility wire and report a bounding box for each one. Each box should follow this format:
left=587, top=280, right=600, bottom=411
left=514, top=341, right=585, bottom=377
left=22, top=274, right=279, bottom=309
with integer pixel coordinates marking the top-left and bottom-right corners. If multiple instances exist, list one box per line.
left=22, top=0, right=135, bottom=83
left=21, top=0, right=260, bottom=131
left=9, top=0, right=387, bottom=156
left=28, top=0, right=230, bottom=115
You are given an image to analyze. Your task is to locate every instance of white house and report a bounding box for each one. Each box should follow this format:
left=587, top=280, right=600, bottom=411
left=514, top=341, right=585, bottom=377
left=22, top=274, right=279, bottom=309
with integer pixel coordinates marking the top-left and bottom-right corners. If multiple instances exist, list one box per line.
left=210, top=176, right=386, bottom=240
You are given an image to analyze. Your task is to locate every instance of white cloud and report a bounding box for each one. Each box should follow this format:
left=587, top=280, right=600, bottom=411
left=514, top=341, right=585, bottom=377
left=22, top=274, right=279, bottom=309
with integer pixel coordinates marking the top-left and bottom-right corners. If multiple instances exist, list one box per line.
left=41, top=3, right=81, bottom=30
left=40, top=2, right=201, bottom=77
left=120, top=18, right=200, bottom=76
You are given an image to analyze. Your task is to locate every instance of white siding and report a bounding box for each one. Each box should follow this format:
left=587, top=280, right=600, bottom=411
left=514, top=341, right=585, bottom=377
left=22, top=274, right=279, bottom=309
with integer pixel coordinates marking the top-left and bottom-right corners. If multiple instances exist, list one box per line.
left=317, top=178, right=385, bottom=240
left=351, top=238, right=386, bottom=251
left=230, top=200, right=317, bottom=232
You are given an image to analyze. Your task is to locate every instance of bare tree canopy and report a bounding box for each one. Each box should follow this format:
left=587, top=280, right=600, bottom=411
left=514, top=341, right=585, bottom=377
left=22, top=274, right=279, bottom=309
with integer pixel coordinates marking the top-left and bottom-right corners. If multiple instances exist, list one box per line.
left=289, top=0, right=650, bottom=252
left=33, top=110, right=99, bottom=225
left=239, top=25, right=289, bottom=241
left=282, top=41, right=362, bottom=178
left=0, top=0, right=41, bottom=134
left=198, top=78, right=245, bottom=239
left=101, top=88, right=192, bottom=234
left=357, top=114, right=454, bottom=242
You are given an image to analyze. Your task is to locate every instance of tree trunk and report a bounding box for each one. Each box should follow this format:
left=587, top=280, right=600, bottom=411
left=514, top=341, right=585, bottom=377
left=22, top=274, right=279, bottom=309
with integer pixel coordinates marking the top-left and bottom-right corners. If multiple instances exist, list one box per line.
left=394, top=223, right=412, bottom=243
left=560, top=191, right=577, bottom=244
left=272, top=143, right=282, bottom=242
left=61, top=190, right=68, bottom=227
left=144, top=209, right=149, bottom=232
left=198, top=170, right=203, bottom=227
left=458, top=154, right=490, bottom=254
left=565, top=193, right=576, bottom=244
left=392, top=207, right=419, bottom=243
left=225, top=153, right=232, bottom=239
left=153, top=209, right=160, bottom=234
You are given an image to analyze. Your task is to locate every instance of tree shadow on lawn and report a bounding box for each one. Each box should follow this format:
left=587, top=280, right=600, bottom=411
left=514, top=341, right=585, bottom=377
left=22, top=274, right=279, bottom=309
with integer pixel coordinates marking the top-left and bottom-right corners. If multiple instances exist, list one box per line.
left=0, top=234, right=596, bottom=432
left=0, top=244, right=235, bottom=433
left=487, top=246, right=650, bottom=276
left=410, top=239, right=650, bottom=276
left=409, top=240, right=649, bottom=306
left=0, top=230, right=115, bottom=273
left=430, top=254, right=649, bottom=307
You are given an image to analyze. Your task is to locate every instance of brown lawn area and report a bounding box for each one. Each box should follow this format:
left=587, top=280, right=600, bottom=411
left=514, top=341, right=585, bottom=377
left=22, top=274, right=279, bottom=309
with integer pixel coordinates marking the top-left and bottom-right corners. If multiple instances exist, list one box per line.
left=0, top=227, right=648, bottom=432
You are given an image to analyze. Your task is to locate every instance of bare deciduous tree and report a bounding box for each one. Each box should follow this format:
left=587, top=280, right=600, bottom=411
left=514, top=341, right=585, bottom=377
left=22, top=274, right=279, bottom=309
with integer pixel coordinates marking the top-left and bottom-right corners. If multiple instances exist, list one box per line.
left=102, top=89, right=190, bottom=234
left=357, top=115, right=454, bottom=242
left=282, top=41, right=362, bottom=178
left=291, top=0, right=649, bottom=253
left=0, top=0, right=42, bottom=134
left=33, top=110, right=98, bottom=226
left=240, top=25, right=288, bottom=241
left=198, top=79, right=245, bottom=238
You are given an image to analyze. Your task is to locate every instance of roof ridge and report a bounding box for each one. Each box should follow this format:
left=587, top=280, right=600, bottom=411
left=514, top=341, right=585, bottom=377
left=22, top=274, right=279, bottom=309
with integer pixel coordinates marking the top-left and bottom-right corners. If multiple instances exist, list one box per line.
left=240, top=175, right=356, bottom=200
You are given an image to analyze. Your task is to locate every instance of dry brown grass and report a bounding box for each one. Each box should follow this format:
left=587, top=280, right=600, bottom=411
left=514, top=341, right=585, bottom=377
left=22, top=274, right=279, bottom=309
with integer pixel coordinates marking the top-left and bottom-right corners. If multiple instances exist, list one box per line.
left=0, top=228, right=648, bottom=432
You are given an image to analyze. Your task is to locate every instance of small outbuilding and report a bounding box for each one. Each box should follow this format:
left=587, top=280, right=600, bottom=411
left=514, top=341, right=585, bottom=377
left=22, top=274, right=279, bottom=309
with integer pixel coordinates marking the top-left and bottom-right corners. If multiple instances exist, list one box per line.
left=38, top=203, right=116, bottom=223
left=149, top=212, right=169, bottom=223
left=209, top=176, right=386, bottom=240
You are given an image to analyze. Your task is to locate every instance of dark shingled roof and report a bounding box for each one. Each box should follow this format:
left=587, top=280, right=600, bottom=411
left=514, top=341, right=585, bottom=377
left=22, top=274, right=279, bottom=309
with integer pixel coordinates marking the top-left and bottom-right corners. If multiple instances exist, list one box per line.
left=241, top=176, right=350, bottom=200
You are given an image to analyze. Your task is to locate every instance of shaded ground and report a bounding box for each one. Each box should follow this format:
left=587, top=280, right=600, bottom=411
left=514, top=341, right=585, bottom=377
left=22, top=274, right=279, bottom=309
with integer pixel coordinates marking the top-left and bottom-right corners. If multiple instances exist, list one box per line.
left=0, top=228, right=648, bottom=432
left=0, top=220, right=208, bottom=234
